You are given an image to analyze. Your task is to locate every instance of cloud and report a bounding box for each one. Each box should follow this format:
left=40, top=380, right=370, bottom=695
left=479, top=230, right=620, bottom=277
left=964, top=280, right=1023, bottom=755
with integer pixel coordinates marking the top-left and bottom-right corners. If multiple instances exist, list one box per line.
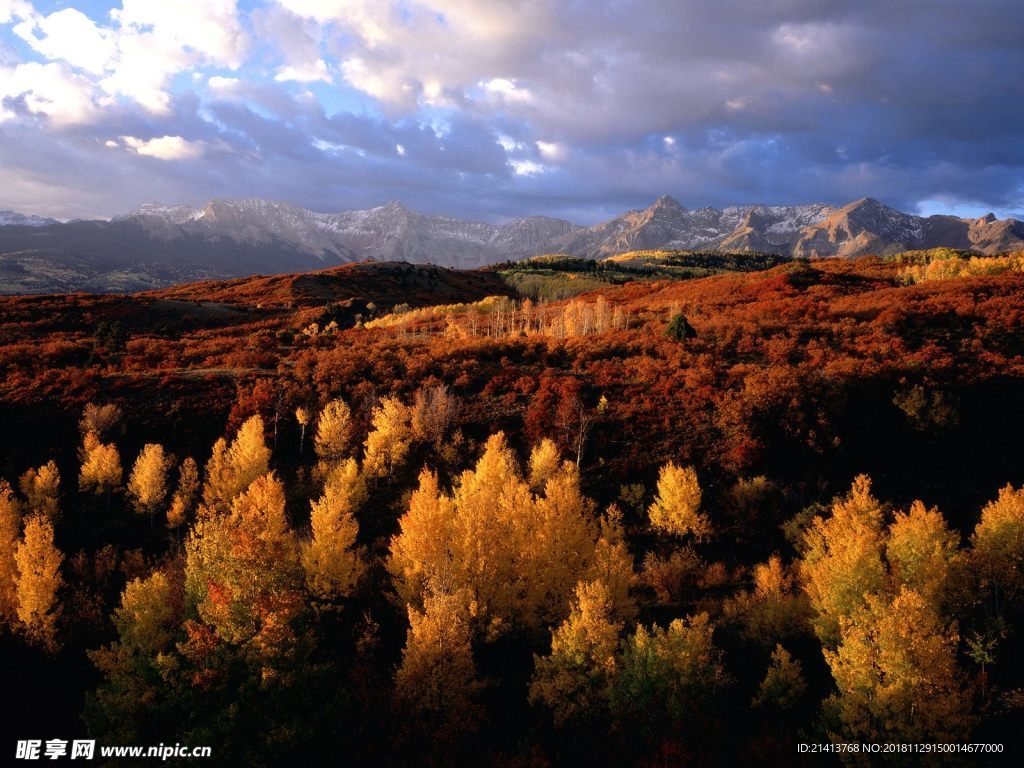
left=0, top=0, right=1022, bottom=222
left=0, top=61, right=100, bottom=125
left=121, top=135, right=207, bottom=160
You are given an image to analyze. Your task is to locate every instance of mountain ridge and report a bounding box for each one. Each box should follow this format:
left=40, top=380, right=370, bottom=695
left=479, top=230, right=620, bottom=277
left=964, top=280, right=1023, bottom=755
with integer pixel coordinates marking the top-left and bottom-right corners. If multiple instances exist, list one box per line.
left=1, top=196, right=1022, bottom=293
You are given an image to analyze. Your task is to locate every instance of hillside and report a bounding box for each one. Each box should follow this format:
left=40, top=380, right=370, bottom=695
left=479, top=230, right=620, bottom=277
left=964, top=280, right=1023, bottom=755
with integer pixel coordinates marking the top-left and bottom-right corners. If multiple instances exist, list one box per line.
left=1, top=253, right=1023, bottom=766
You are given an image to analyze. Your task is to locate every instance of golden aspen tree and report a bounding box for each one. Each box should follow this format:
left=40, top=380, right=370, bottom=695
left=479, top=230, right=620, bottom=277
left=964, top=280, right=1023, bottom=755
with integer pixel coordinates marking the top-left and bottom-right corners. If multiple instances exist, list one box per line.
left=314, top=398, right=353, bottom=465
left=971, top=483, right=1024, bottom=616
left=886, top=500, right=960, bottom=610
left=800, top=475, right=886, bottom=646
left=586, top=505, right=637, bottom=621
left=127, top=443, right=172, bottom=524
left=394, top=589, right=481, bottom=742
left=525, top=461, right=599, bottom=627
left=185, top=472, right=302, bottom=648
left=19, top=461, right=60, bottom=521
left=389, top=432, right=605, bottom=637
left=14, top=513, right=63, bottom=649
left=387, top=468, right=458, bottom=608
left=529, top=580, right=622, bottom=726
left=295, top=406, right=311, bottom=454
left=201, top=415, right=271, bottom=514
left=528, top=438, right=562, bottom=492
left=78, top=432, right=123, bottom=499
left=647, top=462, right=709, bottom=539
left=446, top=432, right=534, bottom=634
left=167, top=457, right=199, bottom=530
left=302, top=458, right=366, bottom=601
left=363, top=396, right=413, bottom=477
left=824, top=588, right=971, bottom=744
left=0, top=481, right=23, bottom=625
left=753, top=644, right=807, bottom=710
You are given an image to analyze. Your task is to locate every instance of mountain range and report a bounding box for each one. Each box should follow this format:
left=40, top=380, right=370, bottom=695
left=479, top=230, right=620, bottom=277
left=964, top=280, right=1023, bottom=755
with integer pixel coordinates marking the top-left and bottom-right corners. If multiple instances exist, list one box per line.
left=1, top=196, right=1021, bottom=293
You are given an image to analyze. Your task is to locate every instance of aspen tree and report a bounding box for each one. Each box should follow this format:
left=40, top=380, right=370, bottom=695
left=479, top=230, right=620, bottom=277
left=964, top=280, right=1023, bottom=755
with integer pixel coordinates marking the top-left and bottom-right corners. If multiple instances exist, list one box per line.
left=0, top=480, right=22, bottom=625
left=394, top=589, right=481, bottom=739
left=295, top=406, right=311, bottom=454
left=167, top=458, right=199, bottom=530
left=78, top=432, right=123, bottom=500
left=824, top=588, right=971, bottom=744
left=528, top=438, right=561, bottom=493
left=314, top=398, right=353, bottom=465
left=14, top=513, right=63, bottom=649
left=971, top=483, right=1024, bottom=616
left=647, top=462, right=709, bottom=539
left=201, top=415, right=271, bottom=514
left=363, top=396, right=413, bottom=477
left=302, top=458, right=365, bottom=601
left=800, top=475, right=886, bottom=646
left=19, top=460, right=60, bottom=521
left=127, top=444, right=172, bottom=525
left=886, top=500, right=959, bottom=610
left=529, top=580, right=621, bottom=726
left=186, top=473, right=302, bottom=648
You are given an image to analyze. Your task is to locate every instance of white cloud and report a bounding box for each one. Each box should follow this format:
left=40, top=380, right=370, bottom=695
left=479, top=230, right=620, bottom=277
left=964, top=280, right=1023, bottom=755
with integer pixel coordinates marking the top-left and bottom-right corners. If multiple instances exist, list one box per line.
left=208, top=76, right=240, bottom=90
left=536, top=140, right=565, bottom=161
left=275, top=58, right=331, bottom=83
left=480, top=77, right=533, bottom=104
left=0, top=61, right=99, bottom=125
left=13, top=9, right=116, bottom=75
left=510, top=159, right=544, bottom=176
left=0, top=0, right=31, bottom=25
left=122, top=135, right=207, bottom=160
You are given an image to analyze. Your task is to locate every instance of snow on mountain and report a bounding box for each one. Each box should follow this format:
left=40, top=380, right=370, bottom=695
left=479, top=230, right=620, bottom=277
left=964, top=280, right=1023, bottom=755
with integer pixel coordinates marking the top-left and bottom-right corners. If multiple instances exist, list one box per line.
left=0, top=210, right=60, bottom=227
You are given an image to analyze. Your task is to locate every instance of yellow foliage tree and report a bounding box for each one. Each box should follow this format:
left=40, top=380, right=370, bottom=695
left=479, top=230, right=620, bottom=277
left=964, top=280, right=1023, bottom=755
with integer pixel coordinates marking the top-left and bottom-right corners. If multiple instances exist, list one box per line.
left=886, top=500, right=960, bottom=610
left=528, top=438, right=562, bottom=493
left=529, top=580, right=622, bottom=726
left=388, top=432, right=604, bottom=637
left=586, top=505, right=637, bottom=621
left=302, top=458, right=366, bottom=601
left=525, top=461, right=600, bottom=627
left=19, top=461, right=60, bottom=521
left=971, top=483, right=1024, bottom=615
left=127, top=443, right=172, bottom=524
left=647, top=462, right=709, bottom=539
left=800, top=475, right=886, bottom=646
left=167, top=457, right=199, bottom=530
left=78, top=432, right=123, bottom=499
left=14, top=513, right=63, bottom=649
left=0, top=480, right=23, bottom=625
left=185, top=472, right=302, bottom=649
left=824, top=588, right=971, bottom=745
left=314, top=398, right=353, bottom=466
left=394, top=589, right=481, bottom=743
left=388, top=468, right=458, bottom=608
left=201, top=415, right=271, bottom=514
left=363, top=396, right=413, bottom=477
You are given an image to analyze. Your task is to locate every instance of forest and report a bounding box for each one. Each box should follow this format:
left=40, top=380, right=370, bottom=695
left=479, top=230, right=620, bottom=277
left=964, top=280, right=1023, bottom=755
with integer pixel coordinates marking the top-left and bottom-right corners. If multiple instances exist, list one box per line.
left=0, top=250, right=1023, bottom=766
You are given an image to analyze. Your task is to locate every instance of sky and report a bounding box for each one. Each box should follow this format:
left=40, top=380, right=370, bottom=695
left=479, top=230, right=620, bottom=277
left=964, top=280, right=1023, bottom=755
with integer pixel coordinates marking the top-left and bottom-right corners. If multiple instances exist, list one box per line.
left=1, top=0, right=1022, bottom=224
